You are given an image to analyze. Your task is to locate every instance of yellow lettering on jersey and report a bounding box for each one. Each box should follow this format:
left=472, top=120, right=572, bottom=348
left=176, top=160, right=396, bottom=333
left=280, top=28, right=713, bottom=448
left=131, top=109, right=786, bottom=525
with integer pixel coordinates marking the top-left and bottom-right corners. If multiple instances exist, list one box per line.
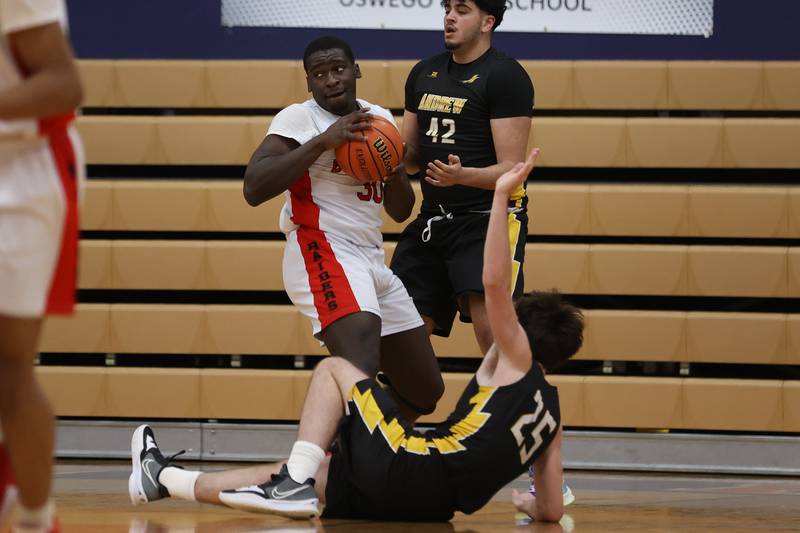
left=452, top=98, right=468, bottom=114
left=418, top=93, right=432, bottom=111
left=417, top=93, right=468, bottom=115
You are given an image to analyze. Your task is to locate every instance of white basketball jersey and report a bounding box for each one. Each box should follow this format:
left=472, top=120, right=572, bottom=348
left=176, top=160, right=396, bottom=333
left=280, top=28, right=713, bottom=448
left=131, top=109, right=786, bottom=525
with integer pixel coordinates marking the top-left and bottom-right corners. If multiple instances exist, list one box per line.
left=268, top=98, right=396, bottom=248
left=0, top=0, right=66, bottom=141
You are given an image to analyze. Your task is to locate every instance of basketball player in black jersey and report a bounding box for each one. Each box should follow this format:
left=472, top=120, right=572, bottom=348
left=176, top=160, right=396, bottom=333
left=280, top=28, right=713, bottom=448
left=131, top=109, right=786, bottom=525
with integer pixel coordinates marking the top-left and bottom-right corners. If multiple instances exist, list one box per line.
left=390, top=0, right=533, bottom=356
left=126, top=148, right=583, bottom=523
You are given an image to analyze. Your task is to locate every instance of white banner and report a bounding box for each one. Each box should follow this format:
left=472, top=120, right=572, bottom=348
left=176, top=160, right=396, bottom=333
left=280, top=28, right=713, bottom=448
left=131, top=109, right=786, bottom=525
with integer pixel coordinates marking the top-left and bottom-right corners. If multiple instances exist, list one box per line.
left=222, top=0, right=714, bottom=36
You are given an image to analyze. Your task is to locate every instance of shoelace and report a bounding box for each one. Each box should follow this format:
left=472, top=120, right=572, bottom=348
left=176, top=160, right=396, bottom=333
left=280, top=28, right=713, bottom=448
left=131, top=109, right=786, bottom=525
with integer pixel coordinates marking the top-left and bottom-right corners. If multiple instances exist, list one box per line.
left=421, top=204, right=453, bottom=242
left=163, top=449, right=186, bottom=468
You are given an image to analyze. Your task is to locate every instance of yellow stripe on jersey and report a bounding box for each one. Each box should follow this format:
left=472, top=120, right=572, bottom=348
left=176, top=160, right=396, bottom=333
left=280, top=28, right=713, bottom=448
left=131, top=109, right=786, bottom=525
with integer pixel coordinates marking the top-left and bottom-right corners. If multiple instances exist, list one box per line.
left=351, top=384, right=496, bottom=456
left=508, top=212, right=522, bottom=293
left=510, top=183, right=526, bottom=209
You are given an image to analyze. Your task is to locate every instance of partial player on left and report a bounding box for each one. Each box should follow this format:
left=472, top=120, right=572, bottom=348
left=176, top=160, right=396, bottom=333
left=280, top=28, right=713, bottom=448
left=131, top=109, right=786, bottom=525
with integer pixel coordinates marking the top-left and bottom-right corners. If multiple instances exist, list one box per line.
left=0, top=0, right=85, bottom=532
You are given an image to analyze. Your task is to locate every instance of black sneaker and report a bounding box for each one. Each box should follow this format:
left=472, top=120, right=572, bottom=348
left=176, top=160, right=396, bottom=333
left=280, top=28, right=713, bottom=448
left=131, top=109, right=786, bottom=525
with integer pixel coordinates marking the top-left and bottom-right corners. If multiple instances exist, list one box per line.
left=128, top=425, right=184, bottom=505
left=218, top=464, right=318, bottom=519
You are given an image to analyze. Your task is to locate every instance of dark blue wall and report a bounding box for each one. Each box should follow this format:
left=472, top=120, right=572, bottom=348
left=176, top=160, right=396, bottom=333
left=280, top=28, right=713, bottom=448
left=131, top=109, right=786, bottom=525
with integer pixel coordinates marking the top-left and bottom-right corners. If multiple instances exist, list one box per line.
left=67, top=0, right=800, bottom=60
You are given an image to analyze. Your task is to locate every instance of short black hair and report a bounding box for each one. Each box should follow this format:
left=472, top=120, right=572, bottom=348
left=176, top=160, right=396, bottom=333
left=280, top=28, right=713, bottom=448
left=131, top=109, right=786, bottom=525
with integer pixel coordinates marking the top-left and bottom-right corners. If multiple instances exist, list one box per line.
left=514, top=290, right=584, bottom=373
left=302, top=36, right=355, bottom=72
left=441, top=0, right=507, bottom=30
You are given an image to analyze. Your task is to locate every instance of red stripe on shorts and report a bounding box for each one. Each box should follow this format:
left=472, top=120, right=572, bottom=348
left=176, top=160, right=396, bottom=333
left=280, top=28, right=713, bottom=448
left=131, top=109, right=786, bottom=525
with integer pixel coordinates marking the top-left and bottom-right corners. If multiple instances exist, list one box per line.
left=41, top=113, right=79, bottom=315
left=290, top=171, right=360, bottom=328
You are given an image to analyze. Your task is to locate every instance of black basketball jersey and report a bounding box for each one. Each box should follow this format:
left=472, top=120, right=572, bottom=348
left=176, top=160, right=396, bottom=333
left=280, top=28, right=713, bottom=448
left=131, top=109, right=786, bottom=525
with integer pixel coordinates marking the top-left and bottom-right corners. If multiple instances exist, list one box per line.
left=425, top=363, right=561, bottom=515
left=405, top=48, right=534, bottom=213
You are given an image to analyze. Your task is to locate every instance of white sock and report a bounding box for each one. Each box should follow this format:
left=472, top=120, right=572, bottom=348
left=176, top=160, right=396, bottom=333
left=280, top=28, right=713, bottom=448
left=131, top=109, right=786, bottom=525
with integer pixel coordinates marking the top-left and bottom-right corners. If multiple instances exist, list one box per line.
left=158, top=467, right=201, bottom=502
left=16, top=499, right=54, bottom=528
left=286, top=441, right=325, bottom=484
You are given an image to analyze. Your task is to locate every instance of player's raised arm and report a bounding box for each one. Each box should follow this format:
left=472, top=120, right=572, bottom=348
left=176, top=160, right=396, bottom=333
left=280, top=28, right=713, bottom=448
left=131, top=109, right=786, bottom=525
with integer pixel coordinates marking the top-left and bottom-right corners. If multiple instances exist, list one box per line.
left=243, top=108, right=371, bottom=207
left=481, top=148, right=539, bottom=368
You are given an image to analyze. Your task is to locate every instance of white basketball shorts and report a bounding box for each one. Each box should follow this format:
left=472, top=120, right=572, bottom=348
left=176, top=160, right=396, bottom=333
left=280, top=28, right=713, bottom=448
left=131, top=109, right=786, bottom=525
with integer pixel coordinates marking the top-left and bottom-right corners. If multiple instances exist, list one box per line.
left=0, top=122, right=83, bottom=318
left=283, top=227, right=423, bottom=337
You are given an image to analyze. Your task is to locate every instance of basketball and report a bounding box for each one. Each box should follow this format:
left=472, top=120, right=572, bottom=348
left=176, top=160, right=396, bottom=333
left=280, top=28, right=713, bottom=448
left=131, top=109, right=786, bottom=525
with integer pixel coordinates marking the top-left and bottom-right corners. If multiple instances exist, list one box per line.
left=335, top=115, right=405, bottom=183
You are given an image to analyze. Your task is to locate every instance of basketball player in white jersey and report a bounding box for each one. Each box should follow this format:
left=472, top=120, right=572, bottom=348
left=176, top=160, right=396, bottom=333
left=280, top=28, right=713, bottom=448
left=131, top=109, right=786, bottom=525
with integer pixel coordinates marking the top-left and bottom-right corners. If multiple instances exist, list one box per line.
left=243, top=36, right=444, bottom=419
left=0, top=1, right=84, bottom=532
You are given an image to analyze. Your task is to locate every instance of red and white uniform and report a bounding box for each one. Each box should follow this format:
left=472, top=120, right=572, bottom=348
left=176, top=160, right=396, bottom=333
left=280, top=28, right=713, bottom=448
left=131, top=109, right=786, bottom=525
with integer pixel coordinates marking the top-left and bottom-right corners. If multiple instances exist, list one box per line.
left=269, top=98, right=422, bottom=336
left=0, top=0, right=84, bottom=318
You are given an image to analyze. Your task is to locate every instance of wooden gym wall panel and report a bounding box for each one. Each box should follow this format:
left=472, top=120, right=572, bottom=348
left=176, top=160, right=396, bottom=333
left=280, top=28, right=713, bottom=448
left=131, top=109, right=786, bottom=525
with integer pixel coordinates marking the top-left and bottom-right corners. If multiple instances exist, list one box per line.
left=791, top=189, right=800, bottom=239
left=429, top=320, right=481, bottom=358
left=200, top=369, right=303, bottom=420
left=530, top=118, right=627, bottom=167
left=206, top=181, right=281, bottom=232
left=723, top=119, right=800, bottom=168
left=82, top=181, right=799, bottom=237
left=205, top=306, right=303, bottom=355
left=110, top=304, right=207, bottom=354
left=527, top=184, right=591, bottom=236
left=78, top=60, right=115, bottom=107
left=206, top=60, right=301, bottom=108
left=387, top=61, right=416, bottom=109
left=78, top=240, right=112, bottom=289
left=785, top=381, right=800, bottom=432
left=112, top=241, right=206, bottom=290
left=112, top=182, right=206, bottom=231
left=626, top=119, right=723, bottom=168
left=40, top=304, right=111, bottom=353
left=37, top=367, right=107, bottom=417
left=76, top=117, right=158, bottom=165
left=688, top=186, right=789, bottom=238
left=356, top=61, right=390, bottom=108
left=524, top=244, right=591, bottom=294
left=583, top=377, right=682, bottom=428
left=114, top=61, right=206, bottom=107
left=519, top=61, right=573, bottom=109
left=790, top=249, right=800, bottom=298
left=77, top=116, right=800, bottom=168
left=573, top=61, right=668, bottom=109
left=687, top=246, right=788, bottom=297
left=682, top=379, right=782, bottom=431
left=547, top=376, right=584, bottom=427
left=589, top=185, right=688, bottom=237
left=686, top=313, right=787, bottom=365
left=76, top=242, right=794, bottom=298
left=156, top=117, right=254, bottom=165
left=668, top=61, right=764, bottom=110
left=787, top=315, right=800, bottom=365
left=763, top=62, right=800, bottom=110
left=107, top=368, right=201, bottom=418
left=81, top=180, right=112, bottom=230
left=249, top=116, right=273, bottom=151
left=589, top=245, right=687, bottom=296
left=579, top=310, right=686, bottom=363
left=205, top=241, right=285, bottom=290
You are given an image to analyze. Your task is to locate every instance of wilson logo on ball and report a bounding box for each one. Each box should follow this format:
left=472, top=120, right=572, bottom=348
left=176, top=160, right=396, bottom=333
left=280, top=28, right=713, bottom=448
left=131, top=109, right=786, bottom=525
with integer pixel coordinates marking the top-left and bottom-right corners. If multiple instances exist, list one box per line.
left=335, top=115, right=405, bottom=183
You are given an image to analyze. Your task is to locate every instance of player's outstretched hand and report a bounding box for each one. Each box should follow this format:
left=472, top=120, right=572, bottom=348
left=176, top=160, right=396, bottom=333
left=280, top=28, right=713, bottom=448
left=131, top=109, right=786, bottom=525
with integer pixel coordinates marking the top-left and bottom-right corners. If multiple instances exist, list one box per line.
left=425, top=153, right=462, bottom=187
left=511, top=488, right=536, bottom=518
left=496, top=148, right=540, bottom=196
left=321, top=107, right=372, bottom=149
